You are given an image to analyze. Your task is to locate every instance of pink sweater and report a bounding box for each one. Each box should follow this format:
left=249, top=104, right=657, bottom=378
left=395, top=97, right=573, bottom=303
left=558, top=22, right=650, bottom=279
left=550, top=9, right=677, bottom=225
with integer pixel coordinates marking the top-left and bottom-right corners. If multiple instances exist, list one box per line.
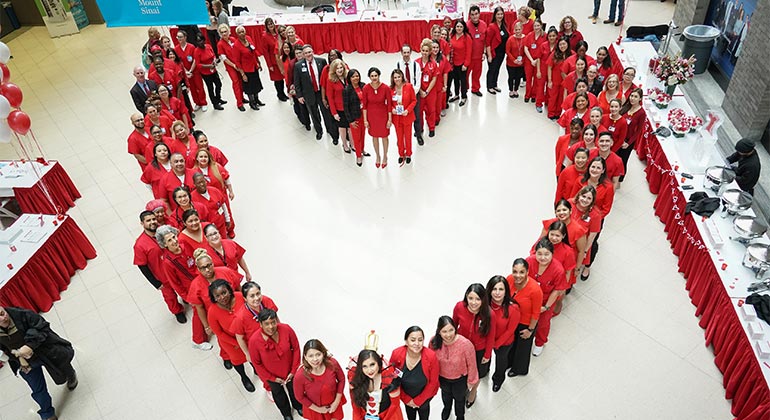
left=430, top=334, right=479, bottom=385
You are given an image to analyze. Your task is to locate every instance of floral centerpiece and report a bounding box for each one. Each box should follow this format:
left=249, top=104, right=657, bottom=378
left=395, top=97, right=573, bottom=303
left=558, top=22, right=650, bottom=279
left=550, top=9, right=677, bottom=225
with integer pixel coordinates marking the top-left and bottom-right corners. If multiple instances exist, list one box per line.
left=649, top=53, right=697, bottom=95
left=688, top=116, right=704, bottom=133
left=667, top=108, right=690, bottom=138
left=648, top=87, right=672, bottom=109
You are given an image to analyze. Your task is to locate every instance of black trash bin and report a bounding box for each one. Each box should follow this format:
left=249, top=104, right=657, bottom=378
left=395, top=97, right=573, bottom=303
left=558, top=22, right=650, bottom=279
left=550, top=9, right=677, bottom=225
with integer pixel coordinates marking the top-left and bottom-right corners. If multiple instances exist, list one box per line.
left=682, top=25, right=720, bottom=75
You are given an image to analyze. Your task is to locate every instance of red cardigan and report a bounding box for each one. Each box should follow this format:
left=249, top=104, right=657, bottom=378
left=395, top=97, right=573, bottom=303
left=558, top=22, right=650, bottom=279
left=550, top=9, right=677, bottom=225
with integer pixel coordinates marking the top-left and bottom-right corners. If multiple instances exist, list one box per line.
left=452, top=301, right=495, bottom=359
left=490, top=302, right=520, bottom=348
left=389, top=346, right=440, bottom=407
left=391, top=83, right=417, bottom=124
left=248, top=322, right=301, bottom=382
left=327, top=79, right=346, bottom=115
left=485, top=22, right=508, bottom=59
left=449, top=34, right=472, bottom=67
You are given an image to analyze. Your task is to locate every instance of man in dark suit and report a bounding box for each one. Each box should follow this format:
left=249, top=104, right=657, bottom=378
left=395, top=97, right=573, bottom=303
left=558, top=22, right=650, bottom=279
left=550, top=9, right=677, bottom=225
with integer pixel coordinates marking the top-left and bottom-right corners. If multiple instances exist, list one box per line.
left=130, top=66, right=159, bottom=113
left=294, top=45, right=328, bottom=140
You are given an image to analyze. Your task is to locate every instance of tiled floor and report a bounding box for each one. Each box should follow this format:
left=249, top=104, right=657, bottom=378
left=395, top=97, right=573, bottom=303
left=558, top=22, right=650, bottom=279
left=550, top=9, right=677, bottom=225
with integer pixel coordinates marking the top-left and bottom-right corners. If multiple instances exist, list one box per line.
left=0, top=1, right=734, bottom=419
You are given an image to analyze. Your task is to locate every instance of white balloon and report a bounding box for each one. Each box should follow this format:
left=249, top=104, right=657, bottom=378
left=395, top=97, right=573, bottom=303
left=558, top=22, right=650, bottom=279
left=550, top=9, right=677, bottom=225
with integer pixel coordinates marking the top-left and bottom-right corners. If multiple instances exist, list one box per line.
left=0, top=43, right=10, bottom=64
left=0, top=120, right=11, bottom=143
left=0, top=95, right=10, bottom=118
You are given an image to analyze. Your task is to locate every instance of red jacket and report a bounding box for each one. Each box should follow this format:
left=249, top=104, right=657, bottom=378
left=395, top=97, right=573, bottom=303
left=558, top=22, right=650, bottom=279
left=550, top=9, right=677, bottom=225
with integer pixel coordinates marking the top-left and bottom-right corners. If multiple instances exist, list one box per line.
left=326, top=79, right=346, bottom=115
left=490, top=301, right=520, bottom=348
left=449, top=34, right=472, bottom=67
left=389, top=346, right=440, bottom=407
left=391, top=83, right=417, bottom=124
left=466, top=19, right=487, bottom=59
left=233, top=36, right=261, bottom=73
left=248, top=322, right=301, bottom=382
left=485, top=21, right=508, bottom=59
left=452, top=301, right=495, bottom=359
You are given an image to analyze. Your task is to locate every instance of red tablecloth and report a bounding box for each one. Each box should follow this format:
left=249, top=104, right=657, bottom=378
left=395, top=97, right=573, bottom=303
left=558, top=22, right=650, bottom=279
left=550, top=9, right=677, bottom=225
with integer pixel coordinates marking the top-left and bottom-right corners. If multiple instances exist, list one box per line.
left=183, top=11, right=516, bottom=55
left=643, top=125, right=770, bottom=420
left=0, top=217, right=96, bottom=312
left=13, top=161, right=81, bottom=215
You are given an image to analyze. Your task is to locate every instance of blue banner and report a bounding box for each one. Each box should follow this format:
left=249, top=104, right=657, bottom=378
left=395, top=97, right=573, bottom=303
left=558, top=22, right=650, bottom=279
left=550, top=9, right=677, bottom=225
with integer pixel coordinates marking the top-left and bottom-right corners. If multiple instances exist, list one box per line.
left=94, top=0, right=210, bottom=27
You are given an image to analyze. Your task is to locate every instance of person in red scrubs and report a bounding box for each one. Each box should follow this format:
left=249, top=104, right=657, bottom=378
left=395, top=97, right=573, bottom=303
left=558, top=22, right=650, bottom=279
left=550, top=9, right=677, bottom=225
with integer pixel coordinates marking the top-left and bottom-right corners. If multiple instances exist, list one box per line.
left=558, top=92, right=590, bottom=128
left=597, top=73, right=622, bottom=115
left=416, top=40, right=438, bottom=139
left=564, top=124, right=598, bottom=165
left=590, top=132, right=624, bottom=186
left=127, top=113, right=150, bottom=170
left=505, top=22, right=526, bottom=98
left=232, top=281, right=279, bottom=365
left=505, top=258, right=542, bottom=377
left=174, top=30, right=207, bottom=112
left=207, top=280, right=257, bottom=391
left=170, top=186, right=210, bottom=229
left=541, top=200, right=588, bottom=287
left=158, top=84, right=192, bottom=129
left=189, top=130, right=229, bottom=168
left=595, top=46, right=622, bottom=84
left=143, top=123, right=174, bottom=163
left=144, top=104, right=173, bottom=136
left=431, top=39, right=452, bottom=122
left=362, top=67, right=392, bottom=168
left=465, top=6, right=487, bottom=97
left=217, top=24, right=247, bottom=111
left=191, top=173, right=230, bottom=236
left=452, top=283, right=494, bottom=407
left=588, top=107, right=607, bottom=134
left=485, top=275, right=520, bottom=392
left=293, top=339, right=347, bottom=420
left=522, top=19, right=547, bottom=103
left=133, top=211, right=187, bottom=323
left=178, top=209, right=208, bottom=250
left=546, top=37, right=571, bottom=120
left=233, top=25, right=265, bottom=110
left=561, top=40, right=596, bottom=76
left=389, top=326, right=439, bottom=420
left=249, top=309, right=304, bottom=420
left=532, top=221, right=577, bottom=297
left=561, top=57, right=587, bottom=99
left=168, top=121, right=196, bottom=159
left=558, top=16, right=584, bottom=51
left=145, top=198, right=170, bottom=226
left=262, top=18, right=290, bottom=102
left=141, top=142, right=172, bottom=200
left=571, top=157, right=615, bottom=219
left=601, top=98, right=628, bottom=153
left=555, top=147, right=589, bottom=202
left=193, top=148, right=234, bottom=199
left=148, top=56, right=181, bottom=99
left=526, top=239, right=567, bottom=357
left=561, top=78, right=598, bottom=112
left=534, top=27, right=558, bottom=111
left=343, top=69, right=369, bottom=167
left=390, top=69, right=417, bottom=166
left=349, top=350, right=403, bottom=420
left=554, top=118, right=585, bottom=177
left=193, top=34, right=224, bottom=110
left=448, top=20, right=472, bottom=106
left=485, top=7, right=509, bottom=95
left=202, top=223, right=251, bottom=280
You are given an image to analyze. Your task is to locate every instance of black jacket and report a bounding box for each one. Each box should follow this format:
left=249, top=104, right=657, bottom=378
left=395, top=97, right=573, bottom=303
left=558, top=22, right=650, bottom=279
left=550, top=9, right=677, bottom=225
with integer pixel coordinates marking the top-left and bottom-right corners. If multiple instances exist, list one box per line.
left=727, top=151, right=761, bottom=195
left=342, top=83, right=364, bottom=122
left=130, top=79, right=159, bottom=113
left=0, top=307, right=75, bottom=384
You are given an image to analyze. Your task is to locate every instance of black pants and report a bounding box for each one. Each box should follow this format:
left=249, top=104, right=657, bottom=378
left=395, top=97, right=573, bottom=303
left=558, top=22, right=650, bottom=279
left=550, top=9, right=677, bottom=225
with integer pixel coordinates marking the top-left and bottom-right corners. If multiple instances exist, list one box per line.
left=508, top=323, right=534, bottom=376
left=207, top=29, right=220, bottom=57
left=293, top=97, right=310, bottom=126
left=202, top=73, right=223, bottom=105
left=439, top=376, right=467, bottom=420
left=491, top=343, right=513, bottom=386
left=486, top=53, right=505, bottom=89
left=404, top=396, right=432, bottom=420
left=413, top=95, right=423, bottom=137
left=587, top=218, right=605, bottom=267
left=304, top=93, right=324, bottom=134
left=274, top=80, right=288, bottom=99
left=474, top=349, right=491, bottom=379
left=506, top=66, right=525, bottom=92
left=320, top=101, right=339, bottom=140
left=449, top=65, right=468, bottom=98
left=616, top=144, right=634, bottom=182
left=268, top=380, right=302, bottom=416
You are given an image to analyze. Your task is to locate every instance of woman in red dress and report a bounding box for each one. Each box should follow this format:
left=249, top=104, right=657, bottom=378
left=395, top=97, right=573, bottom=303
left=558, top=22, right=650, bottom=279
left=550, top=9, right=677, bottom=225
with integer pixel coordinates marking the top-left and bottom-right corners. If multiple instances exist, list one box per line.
left=141, top=142, right=172, bottom=200
left=217, top=24, right=247, bottom=111
left=171, top=186, right=209, bottom=229
left=193, top=148, right=234, bottom=199
left=343, top=69, right=369, bottom=167
left=233, top=281, right=279, bottom=364
left=350, top=350, right=403, bottom=420
left=602, top=98, right=628, bottom=153
left=452, top=283, right=494, bottom=407
left=362, top=67, right=392, bottom=169
left=202, top=223, right=251, bottom=280
left=327, top=59, right=351, bottom=153
left=293, top=339, right=347, bottom=420
left=621, top=88, right=646, bottom=178
left=207, top=280, right=256, bottom=391
left=263, top=18, right=289, bottom=102
left=486, top=276, right=519, bottom=391
left=389, top=326, right=439, bottom=420
left=555, top=147, right=589, bottom=202
left=505, top=22, right=526, bottom=98
left=522, top=19, right=547, bottom=103
left=234, top=25, right=265, bottom=110
left=526, top=239, right=567, bottom=357
left=546, top=37, right=571, bottom=120
left=390, top=69, right=417, bottom=166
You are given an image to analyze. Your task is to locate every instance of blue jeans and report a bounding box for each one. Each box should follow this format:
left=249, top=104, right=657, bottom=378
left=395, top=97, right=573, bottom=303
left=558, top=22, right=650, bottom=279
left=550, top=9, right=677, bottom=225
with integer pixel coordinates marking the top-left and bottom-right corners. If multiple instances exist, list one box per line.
left=609, top=0, right=625, bottom=21
left=592, top=0, right=601, bottom=16
left=19, top=361, right=55, bottom=419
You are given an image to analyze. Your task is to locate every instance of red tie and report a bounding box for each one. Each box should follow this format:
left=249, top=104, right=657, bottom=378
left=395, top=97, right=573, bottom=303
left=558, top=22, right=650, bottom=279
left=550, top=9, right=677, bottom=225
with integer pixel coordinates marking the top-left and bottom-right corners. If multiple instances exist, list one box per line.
left=308, top=60, right=318, bottom=92
left=143, top=83, right=150, bottom=95
left=405, top=64, right=411, bottom=84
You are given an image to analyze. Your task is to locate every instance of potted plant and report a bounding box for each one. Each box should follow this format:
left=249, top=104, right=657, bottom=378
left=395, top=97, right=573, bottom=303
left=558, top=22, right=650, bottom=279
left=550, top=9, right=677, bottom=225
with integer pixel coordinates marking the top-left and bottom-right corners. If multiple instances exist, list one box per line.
left=649, top=53, right=697, bottom=95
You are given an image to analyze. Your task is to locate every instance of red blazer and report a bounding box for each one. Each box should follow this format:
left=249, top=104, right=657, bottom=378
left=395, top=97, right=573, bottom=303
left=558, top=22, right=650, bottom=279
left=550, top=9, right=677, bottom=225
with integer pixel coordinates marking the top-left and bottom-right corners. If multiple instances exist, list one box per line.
left=485, top=21, right=508, bottom=59
left=452, top=301, right=495, bottom=359
left=490, top=301, right=520, bottom=348
left=391, top=83, right=417, bottom=124
left=233, top=36, right=261, bottom=73
left=326, top=79, right=346, bottom=115
left=449, top=34, right=472, bottom=67
left=389, top=346, right=440, bottom=407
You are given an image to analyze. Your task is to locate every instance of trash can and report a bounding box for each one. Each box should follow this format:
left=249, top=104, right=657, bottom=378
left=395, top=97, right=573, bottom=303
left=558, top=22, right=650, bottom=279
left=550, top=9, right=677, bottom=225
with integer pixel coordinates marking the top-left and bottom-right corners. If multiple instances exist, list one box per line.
left=2, top=2, right=19, bottom=29
left=682, top=25, right=720, bottom=74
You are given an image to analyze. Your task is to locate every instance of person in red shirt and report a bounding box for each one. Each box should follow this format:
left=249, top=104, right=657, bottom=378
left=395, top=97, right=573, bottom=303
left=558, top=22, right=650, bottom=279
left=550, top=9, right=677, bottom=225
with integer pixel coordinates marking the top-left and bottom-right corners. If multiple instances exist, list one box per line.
left=429, top=316, right=478, bottom=420
left=178, top=208, right=208, bottom=251
left=202, top=223, right=251, bottom=279
left=522, top=19, right=547, bottom=103
left=546, top=37, right=571, bottom=120
left=532, top=221, right=577, bottom=297
left=389, top=326, right=440, bottom=420
left=206, top=280, right=256, bottom=391
left=432, top=39, right=452, bottom=122
left=293, top=339, right=347, bottom=420
left=564, top=124, right=598, bottom=165
left=414, top=41, right=439, bottom=141
left=561, top=78, right=598, bottom=112
left=541, top=200, right=589, bottom=286
left=191, top=173, right=230, bottom=235
left=556, top=147, right=589, bottom=202
left=505, top=258, right=542, bottom=377
left=141, top=142, right=172, bottom=200
left=188, top=130, right=228, bottom=168
left=534, top=28, right=557, bottom=110
left=485, top=276, right=520, bottom=392
left=558, top=16, right=584, bottom=51
left=595, top=46, right=622, bottom=84
left=570, top=187, right=603, bottom=281
left=233, top=25, right=265, bottom=110
left=558, top=92, right=591, bottom=129
left=465, top=6, right=487, bottom=96
left=143, top=124, right=174, bottom=163
left=485, top=7, right=509, bottom=95
left=561, top=40, right=596, bottom=76
left=217, top=24, right=247, bottom=111
left=326, top=59, right=351, bottom=152
left=249, top=309, right=303, bottom=420
left=350, top=349, right=403, bottom=420
left=144, top=104, right=173, bottom=136
left=262, top=18, right=290, bottom=102
left=133, top=211, right=186, bottom=323
left=167, top=121, right=197, bottom=160
left=620, top=88, right=646, bottom=180
left=452, top=283, right=494, bottom=408
left=505, top=22, right=526, bottom=98
left=174, top=30, right=207, bottom=111
left=148, top=56, right=181, bottom=98
left=516, top=6, right=534, bottom=33
left=448, top=20, right=472, bottom=106
left=160, top=153, right=195, bottom=208
left=570, top=157, right=615, bottom=218
left=193, top=36, right=224, bottom=110
left=619, top=67, right=638, bottom=104
left=527, top=239, right=567, bottom=357
left=145, top=199, right=170, bottom=227
left=561, top=57, right=588, bottom=99
left=601, top=98, right=628, bottom=153
left=193, top=148, right=234, bottom=200
left=555, top=118, right=585, bottom=177
left=127, top=113, right=151, bottom=170
left=590, top=132, right=624, bottom=186
left=158, top=84, right=192, bottom=129
left=390, top=69, right=417, bottom=165
left=169, top=185, right=209, bottom=229
left=588, top=107, right=607, bottom=134
left=232, top=282, right=279, bottom=364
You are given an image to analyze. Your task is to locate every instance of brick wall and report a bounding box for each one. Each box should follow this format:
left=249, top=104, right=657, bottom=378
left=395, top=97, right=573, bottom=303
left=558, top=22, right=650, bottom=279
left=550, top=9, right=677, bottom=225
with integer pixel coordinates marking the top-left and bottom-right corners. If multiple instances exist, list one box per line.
left=673, top=0, right=711, bottom=27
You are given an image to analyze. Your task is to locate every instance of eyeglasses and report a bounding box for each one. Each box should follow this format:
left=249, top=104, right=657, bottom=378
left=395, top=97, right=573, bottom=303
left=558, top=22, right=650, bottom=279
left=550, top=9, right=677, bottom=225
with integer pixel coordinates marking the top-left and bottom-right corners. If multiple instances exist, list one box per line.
left=197, top=263, right=213, bottom=269
left=205, top=232, right=220, bottom=238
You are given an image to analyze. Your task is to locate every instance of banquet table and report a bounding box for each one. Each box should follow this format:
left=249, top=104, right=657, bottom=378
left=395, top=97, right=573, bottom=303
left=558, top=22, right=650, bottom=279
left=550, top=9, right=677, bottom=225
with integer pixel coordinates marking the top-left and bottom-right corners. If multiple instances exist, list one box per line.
left=0, top=160, right=81, bottom=215
left=0, top=214, right=96, bottom=313
left=612, top=41, right=770, bottom=419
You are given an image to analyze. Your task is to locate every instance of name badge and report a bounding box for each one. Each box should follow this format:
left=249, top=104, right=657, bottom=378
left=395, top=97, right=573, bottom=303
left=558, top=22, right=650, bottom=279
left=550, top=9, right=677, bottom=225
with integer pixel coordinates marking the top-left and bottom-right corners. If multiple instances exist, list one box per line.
left=531, top=43, right=537, bottom=49
left=500, top=30, right=504, bottom=36
left=516, top=56, right=522, bottom=62
left=218, top=207, right=224, bottom=215
left=608, top=126, right=616, bottom=132
left=301, top=67, right=308, bottom=72
left=475, top=33, right=480, bottom=38
left=187, top=55, right=193, bottom=62
left=423, top=74, right=429, bottom=82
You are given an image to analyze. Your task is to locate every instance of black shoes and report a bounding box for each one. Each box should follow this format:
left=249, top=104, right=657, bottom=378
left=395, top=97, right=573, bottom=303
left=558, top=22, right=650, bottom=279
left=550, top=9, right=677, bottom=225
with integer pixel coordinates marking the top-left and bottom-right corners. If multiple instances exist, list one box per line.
left=333, top=139, right=339, bottom=145
left=405, top=157, right=411, bottom=164
left=459, top=99, right=467, bottom=106
left=256, top=99, right=266, bottom=107
left=242, top=377, right=255, bottom=392
left=304, top=124, right=311, bottom=131
left=428, top=130, right=435, bottom=137
left=238, top=105, right=246, bottom=112
left=213, top=104, right=224, bottom=110
left=296, top=408, right=303, bottom=417
left=223, top=360, right=233, bottom=370
left=492, top=383, right=501, bottom=392
left=175, top=312, right=187, bottom=324
left=398, top=157, right=404, bottom=165
left=66, top=371, right=78, bottom=390
left=465, top=399, right=475, bottom=409
left=417, top=136, right=424, bottom=146
left=507, top=370, right=517, bottom=377
left=471, top=91, right=482, bottom=97
left=315, top=132, right=323, bottom=140
left=278, top=95, right=289, bottom=102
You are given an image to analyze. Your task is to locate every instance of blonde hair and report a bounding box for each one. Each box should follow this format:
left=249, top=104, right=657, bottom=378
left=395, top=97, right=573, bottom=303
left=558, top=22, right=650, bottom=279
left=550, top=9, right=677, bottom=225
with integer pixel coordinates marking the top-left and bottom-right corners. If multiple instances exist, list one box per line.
left=328, top=59, right=347, bottom=83
left=171, top=120, right=188, bottom=137
left=217, top=23, right=230, bottom=34
left=195, top=149, right=226, bottom=190
left=420, top=38, right=433, bottom=51
left=193, top=248, right=211, bottom=264
left=604, top=74, right=619, bottom=91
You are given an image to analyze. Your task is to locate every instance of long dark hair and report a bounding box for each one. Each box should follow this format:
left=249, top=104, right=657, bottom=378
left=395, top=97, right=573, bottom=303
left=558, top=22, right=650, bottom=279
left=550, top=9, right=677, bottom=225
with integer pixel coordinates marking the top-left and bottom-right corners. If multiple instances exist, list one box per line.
left=430, top=315, right=456, bottom=350
left=450, top=19, right=469, bottom=37
left=553, top=36, right=571, bottom=61
left=486, top=275, right=512, bottom=318
left=596, top=46, right=612, bottom=69
left=573, top=185, right=597, bottom=220
left=491, top=6, right=507, bottom=29
left=620, top=87, right=643, bottom=114
left=151, top=141, right=170, bottom=169
left=300, top=339, right=333, bottom=380
left=581, top=156, right=608, bottom=185
left=546, top=220, right=571, bottom=247
left=463, top=283, right=491, bottom=336
left=350, top=349, right=382, bottom=408
left=345, top=68, right=364, bottom=91
left=431, top=40, right=444, bottom=63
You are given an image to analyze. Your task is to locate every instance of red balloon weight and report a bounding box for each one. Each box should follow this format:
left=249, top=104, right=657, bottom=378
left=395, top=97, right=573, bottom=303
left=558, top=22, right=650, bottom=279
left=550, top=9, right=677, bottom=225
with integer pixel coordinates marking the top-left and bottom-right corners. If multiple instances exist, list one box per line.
left=0, top=83, right=22, bottom=108
left=0, top=64, right=9, bottom=83
left=7, top=110, right=30, bottom=135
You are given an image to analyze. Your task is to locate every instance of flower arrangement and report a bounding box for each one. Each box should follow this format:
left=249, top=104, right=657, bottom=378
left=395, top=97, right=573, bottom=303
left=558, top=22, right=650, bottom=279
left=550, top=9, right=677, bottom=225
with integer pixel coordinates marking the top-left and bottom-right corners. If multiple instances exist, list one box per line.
left=688, top=116, right=704, bottom=133
left=667, top=108, right=702, bottom=138
left=648, top=87, right=672, bottom=109
left=649, top=54, right=697, bottom=92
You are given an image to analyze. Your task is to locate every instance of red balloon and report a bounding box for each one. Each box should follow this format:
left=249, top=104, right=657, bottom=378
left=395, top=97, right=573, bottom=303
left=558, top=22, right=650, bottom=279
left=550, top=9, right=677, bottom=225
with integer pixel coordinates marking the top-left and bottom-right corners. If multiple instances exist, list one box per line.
left=0, top=64, right=9, bottom=83
left=1, top=83, right=22, bottom=108
left=7, top=110, right=30, bottom=135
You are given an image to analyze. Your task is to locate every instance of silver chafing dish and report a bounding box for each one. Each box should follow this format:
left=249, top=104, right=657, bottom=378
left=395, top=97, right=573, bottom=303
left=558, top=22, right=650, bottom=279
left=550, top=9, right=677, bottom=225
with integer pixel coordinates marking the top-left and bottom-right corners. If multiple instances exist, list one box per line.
left=732, top=215, right=768, bottom=245
left=704, top=166, right=736, bottom=193
left=743, top=243, right=770, bottom=278
left=720, top=188, right=753, bottom=218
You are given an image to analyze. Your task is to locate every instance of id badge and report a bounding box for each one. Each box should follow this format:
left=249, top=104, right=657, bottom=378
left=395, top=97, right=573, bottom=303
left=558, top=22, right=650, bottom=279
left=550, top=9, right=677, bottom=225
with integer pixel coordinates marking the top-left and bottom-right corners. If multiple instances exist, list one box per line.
left=395, top=105, right=404, bottom=115
left=187, top=55, right=193, bottom=62
left=301, top=67, right=308, bottom=72
left=516, top=56, right=522, bottom=62
left=531, top=43, right=537, bottom=49
left=423, top=74, right=429, bottom=82
left=365, top=415, right=380, bottom=420
left=609, top=125, right=616, bottom=132
left=218, top=207, right=224, bottom=215
left=500, top=30, right=504, bottom=36
left=475, top=33, right=480, bottom=38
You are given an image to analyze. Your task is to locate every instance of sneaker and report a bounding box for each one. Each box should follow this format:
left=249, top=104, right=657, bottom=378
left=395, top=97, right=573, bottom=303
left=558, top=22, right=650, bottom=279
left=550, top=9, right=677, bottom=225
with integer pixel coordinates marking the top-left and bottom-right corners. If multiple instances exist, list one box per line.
left=603, top=19, right=615, bottom=24
left=532, top=345, right=544, bottom=357
left=192, top=341, right=213, bottom=351
left=440, top=109, right=447, bottom=117
left=201, top=106, right=208, bottom=112
left=536, top=106, right=543, bottom=113
left=175, top=312, right=187, bottom=324
left=193, top=105, right=202, bottom=111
